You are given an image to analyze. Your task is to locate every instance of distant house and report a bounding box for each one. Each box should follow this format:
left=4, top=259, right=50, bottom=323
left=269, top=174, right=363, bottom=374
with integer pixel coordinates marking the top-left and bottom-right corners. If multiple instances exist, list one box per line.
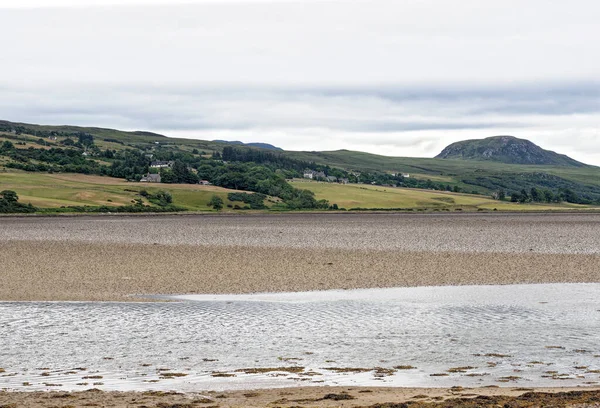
left=402, top=173, right=410, bottom=178
left=150, top=161, right=174, bottom=168
left=199, top=180, right=211, bottom=185
left=326, top=176, right=338, bottom=182
left=303, top=170, right=328, bottom=180
left=140, top=173, right=161, bottom=183
left=339, top=178, right=349, bottom=184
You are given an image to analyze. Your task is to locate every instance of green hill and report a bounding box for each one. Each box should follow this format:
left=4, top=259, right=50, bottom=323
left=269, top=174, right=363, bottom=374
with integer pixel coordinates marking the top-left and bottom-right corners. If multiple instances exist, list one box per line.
left=2, top=119, right=600, bottom=205
left=435, top=135, right=585, bottom=167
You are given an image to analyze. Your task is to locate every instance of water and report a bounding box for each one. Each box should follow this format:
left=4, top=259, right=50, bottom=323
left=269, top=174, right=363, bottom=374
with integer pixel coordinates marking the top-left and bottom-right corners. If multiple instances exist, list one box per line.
left=1, top=283, right=599, bottom=391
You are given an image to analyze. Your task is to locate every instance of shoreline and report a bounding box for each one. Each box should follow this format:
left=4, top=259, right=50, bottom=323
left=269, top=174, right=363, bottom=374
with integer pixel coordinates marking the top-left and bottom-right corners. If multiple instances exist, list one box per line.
left=2, top=386, right=600, bottom=407
left=3, top=208, right=600, bottom=219
left=2, top=240, right=599, bottom=301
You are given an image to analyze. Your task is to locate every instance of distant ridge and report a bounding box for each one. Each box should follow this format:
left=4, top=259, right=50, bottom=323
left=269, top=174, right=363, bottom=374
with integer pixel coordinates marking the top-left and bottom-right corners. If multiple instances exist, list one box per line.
left=213, top=140, right=282, bottom=151
left=436, top=136, right=586, bottom=167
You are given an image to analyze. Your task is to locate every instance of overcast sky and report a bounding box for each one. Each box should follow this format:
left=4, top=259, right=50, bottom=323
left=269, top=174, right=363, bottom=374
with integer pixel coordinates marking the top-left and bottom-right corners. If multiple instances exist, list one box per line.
left=1, top=1, right=599, bottom=164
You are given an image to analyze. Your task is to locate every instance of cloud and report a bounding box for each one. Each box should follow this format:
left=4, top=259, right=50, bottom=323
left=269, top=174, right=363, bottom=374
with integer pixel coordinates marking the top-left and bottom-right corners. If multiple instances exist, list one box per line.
left=0, top=1, right=598, bottom=164
left=1, top=82, right=599, bottom=164
left=1, top=1, right=599, bottom=86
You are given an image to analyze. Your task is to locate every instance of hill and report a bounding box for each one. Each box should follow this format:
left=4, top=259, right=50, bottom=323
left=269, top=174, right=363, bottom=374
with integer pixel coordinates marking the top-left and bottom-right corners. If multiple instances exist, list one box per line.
left=435, top=135, right=585, bottom=167
left=2, top=119, right=600, bottom=206
left=213, top=140, right=282, bottom=150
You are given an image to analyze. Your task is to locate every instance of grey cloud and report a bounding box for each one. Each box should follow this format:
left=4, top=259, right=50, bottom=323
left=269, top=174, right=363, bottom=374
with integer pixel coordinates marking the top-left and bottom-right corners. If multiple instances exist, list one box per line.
left=1, top=82, right=594, bottom=132
left=0, top=1, right=599, bottom=163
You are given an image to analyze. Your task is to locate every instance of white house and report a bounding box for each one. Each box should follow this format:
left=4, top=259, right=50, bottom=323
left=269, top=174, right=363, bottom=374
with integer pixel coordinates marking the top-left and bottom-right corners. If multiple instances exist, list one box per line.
left=150, top=161, right=174, bottom=168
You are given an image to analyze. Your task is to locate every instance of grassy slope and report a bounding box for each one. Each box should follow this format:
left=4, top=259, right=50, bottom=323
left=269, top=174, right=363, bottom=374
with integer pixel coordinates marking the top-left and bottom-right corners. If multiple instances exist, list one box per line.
left=1, top=123, right=225, bottom=154
left=290, top=180, right=589, bottom=211
left=2, top=120, right=600, bottom=207
left=4, top=121, right=599, bottom=191
left=0, top=171, right=253, bottom=212
left=1, top=170, right=588, bottom=213
left=284, top=150, right=600, bottom=192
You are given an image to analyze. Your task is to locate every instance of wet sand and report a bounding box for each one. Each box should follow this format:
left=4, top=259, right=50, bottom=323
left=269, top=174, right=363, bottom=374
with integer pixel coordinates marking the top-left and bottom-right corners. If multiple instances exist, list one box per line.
left=2, top=386, right=600, bottom=407
left=1, top=213, right=599, bottom=301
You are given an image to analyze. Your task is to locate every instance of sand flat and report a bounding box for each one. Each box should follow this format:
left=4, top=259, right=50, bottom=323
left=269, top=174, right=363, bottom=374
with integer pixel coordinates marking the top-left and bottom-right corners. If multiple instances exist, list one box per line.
left=2, top=387, right=600, bottom=407
left=0, top=213, right=599, bottom=301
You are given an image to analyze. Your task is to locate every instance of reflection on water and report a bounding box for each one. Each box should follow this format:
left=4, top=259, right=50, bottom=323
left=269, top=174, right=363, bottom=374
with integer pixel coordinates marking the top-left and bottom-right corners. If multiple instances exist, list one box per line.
left=1, top=283, right=599, bottom=391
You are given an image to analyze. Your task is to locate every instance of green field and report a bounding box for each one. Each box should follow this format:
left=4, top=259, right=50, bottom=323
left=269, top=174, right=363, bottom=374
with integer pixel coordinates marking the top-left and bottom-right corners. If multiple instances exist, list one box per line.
left=290, top=180, right=592, bottom=212
left=1, top=170, right=597, bottom=213
left=0, top=171, right=258, bottom=212
left=3, top=119, right=600, bottom=209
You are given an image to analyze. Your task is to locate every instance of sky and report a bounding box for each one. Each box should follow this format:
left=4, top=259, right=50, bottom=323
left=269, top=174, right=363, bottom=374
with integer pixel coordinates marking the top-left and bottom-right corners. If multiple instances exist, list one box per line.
left=1, top=0, right=599, bottom=164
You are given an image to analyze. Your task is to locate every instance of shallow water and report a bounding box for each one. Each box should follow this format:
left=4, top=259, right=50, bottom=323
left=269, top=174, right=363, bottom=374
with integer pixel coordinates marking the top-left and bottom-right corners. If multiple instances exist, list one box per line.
left=1, top=283, right=600, bottom=391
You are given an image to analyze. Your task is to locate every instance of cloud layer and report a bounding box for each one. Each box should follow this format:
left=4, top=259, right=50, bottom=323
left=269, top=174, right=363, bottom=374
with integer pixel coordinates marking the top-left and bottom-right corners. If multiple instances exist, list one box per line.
left=1, top=1, right=599, bottom=164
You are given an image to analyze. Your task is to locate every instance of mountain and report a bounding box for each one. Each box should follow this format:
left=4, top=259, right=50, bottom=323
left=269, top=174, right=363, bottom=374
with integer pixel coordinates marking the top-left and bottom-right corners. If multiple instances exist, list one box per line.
left=435, top=136, right=586, bottom=167
left=213, top=140, right=282, bottom=151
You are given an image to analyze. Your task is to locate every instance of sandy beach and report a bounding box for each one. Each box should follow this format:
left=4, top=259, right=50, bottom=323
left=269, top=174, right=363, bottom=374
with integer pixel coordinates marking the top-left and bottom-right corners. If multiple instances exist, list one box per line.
left=1, top=213, right=599, bottom=301
left=2, top=386, right=600, bottom=407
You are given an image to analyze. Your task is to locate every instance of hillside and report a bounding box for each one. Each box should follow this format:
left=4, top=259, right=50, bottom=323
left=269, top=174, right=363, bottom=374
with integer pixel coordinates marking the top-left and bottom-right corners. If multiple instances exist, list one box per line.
left=213, top=140, right=282, bottom=150
left=435, top=135, right=585, bottom=167
left=2, top=119, right=600, bottom=206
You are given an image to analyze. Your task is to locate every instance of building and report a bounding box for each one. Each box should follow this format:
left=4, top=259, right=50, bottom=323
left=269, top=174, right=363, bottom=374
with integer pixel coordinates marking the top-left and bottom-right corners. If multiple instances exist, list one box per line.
left=303, top=170, right=327, bottom=180
left=140, top=173, right=161, bottom=183
left=339, top=178, right=349, bottom=184
left=326, top=176, right=338, bottom=182
left=199, top=180, right=211, bottom=185
left=150, top=161, right=174, bottom=168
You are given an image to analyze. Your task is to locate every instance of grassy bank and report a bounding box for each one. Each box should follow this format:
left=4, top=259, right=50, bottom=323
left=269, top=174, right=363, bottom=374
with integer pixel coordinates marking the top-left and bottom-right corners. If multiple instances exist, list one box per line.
left=290, top=180, right=593, bottom=212
left=0, top=171, right=253, bottom=212
left=1, top=170, right=598, bottom=214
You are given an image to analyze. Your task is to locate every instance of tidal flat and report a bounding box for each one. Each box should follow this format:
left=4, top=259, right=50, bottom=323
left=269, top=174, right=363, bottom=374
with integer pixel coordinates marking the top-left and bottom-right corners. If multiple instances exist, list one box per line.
left=1, top=283, right=599, bottom=392
left=1, top=213, right=599, bottom=406
left=0, top=213, right=599, bottom=301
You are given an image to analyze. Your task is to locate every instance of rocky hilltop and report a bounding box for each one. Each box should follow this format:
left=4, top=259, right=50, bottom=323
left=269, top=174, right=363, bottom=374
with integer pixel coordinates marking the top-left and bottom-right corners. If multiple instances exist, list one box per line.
left=436, top=136, right=585, bottom=167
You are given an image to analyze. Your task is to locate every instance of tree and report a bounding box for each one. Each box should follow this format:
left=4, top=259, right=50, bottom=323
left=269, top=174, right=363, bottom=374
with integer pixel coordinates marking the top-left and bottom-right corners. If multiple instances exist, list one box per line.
left=154, top=191, right=173, bottom=206
left=1, top=140, right=14, bottom=151
left=0, top=190, right=36, bottom=213
left=560, top=188, right=579, bottom=204
left=208, top=195, right=224, bottom=211
left=498, top=190, right=506, bottom=201
left=530, top=187, right=542, bottom=202
left=78, top=133, right=94, bottom=147
left=0, top=190, right=18, bottom=203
